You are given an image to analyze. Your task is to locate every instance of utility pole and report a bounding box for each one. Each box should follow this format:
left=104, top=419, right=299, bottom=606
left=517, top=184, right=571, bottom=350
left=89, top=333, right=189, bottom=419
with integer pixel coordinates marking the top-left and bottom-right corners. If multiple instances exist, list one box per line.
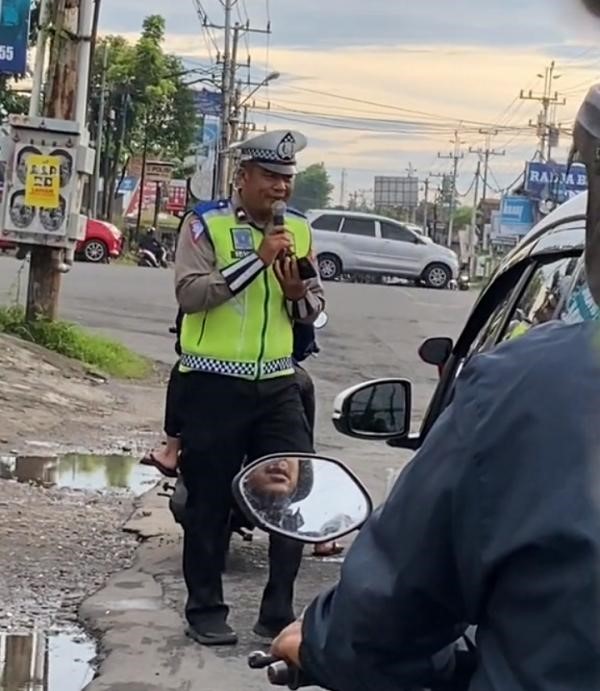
left=339, top=169, right=346, bottom=207
left=422, top=177, right=429, bottom=235
left=204, top=2, right=272, bottom=198
left=469, top=128, right=505, bottom=200
left=406, top=162, right=417, bottom=222
left=26, top=0, right=94, bottom=321
left=520, top=61, right=565, bottom=161
left=215, top=0, right=235, bottom=198
left=469, top=159, right=481, bottom=277
left=438, top=130, right=465, bottom=248
left=90, top=41, right=108, bottom=218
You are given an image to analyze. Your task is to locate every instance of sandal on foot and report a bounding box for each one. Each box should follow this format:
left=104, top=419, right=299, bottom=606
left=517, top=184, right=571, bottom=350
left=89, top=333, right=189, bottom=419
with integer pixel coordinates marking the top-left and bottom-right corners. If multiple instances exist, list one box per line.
left=140, top=452, right=178, bottom=478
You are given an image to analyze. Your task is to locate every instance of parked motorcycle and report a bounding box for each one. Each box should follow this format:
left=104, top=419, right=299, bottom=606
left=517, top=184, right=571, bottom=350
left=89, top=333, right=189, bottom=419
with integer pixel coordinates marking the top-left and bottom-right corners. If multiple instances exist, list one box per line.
left=457, top=262, right=470, bottom=291
left=137, top=244, right=168, bottom=268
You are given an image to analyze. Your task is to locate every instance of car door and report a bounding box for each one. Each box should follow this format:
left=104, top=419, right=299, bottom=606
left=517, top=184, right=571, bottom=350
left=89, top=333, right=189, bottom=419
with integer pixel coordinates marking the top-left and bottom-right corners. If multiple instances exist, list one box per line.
left=338, top=216, right=379, bottom=271
left=379, top=221, right=424, bottom=275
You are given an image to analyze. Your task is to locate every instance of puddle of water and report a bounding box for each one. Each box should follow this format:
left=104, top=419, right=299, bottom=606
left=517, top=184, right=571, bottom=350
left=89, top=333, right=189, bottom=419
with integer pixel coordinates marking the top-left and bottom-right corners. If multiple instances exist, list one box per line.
left=0, top=628, right=95, bottom=691
left=0, top=453, right=159, bottom=495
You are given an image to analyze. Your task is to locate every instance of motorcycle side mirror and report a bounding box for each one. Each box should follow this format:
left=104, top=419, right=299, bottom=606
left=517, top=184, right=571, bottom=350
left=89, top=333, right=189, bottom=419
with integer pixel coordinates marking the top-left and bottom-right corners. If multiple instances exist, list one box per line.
left=232, top=453, right=372, bottom=544
left=418, top=337, right=453, bottom=369
left=332, top=378, right=412, bottom=440
left=314, top=311, right=328, bottom=329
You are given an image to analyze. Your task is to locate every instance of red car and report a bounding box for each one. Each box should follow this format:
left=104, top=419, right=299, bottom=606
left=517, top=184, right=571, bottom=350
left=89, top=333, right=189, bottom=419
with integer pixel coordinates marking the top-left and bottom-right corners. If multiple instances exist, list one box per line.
left=0, top=218, right=123, bottom=263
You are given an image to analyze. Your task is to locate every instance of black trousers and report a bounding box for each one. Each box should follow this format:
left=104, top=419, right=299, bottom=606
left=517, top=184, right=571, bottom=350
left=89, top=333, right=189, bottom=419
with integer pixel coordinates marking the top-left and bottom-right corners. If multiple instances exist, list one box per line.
left=164, top=362, right=315, bottom=441
left=178, top=371, right=313, bottom=631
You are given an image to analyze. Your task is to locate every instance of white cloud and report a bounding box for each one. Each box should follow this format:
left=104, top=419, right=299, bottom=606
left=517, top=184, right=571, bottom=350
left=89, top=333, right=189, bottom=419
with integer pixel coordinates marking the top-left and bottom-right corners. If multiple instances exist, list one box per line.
left=98, top=0, right=600, bottom=197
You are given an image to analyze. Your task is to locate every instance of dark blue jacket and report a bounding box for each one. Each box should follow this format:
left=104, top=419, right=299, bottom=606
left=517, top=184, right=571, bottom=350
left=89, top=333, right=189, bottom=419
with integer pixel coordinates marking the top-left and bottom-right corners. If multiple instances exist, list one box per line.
left=301, top=321, right=600, bottom=691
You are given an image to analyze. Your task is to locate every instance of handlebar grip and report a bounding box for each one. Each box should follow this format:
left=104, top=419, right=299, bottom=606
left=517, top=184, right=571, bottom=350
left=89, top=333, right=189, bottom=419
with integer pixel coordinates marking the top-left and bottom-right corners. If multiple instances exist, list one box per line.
left=267, top=661, right=291, bottom=686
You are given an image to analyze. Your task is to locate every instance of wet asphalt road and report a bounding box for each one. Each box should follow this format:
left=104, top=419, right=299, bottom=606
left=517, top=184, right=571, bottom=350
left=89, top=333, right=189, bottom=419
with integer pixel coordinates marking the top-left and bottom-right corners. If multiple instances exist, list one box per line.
left=0, top=256, right=476, bottom=689
left=0, top=255, right=476, bottom=501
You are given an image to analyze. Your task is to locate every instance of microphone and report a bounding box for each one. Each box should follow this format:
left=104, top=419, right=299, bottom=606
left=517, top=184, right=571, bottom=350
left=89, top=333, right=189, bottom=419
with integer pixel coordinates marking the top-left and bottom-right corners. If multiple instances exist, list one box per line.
left=271, top=200, right=286, bottom=230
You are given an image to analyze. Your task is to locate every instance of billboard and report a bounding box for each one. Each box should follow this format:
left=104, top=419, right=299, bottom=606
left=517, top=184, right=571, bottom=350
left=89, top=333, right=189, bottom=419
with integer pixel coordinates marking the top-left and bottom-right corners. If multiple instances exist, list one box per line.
left=191, top=88, right=223, bottom=118
left=491, top=195, right=535, bottom=244
left=0, top=0, right=30, bottom=75
left=374, top=176, right=419, bottom=209
left=524, top=161, right=587, bottom=202
left=190, top=114, right=219, bottom=201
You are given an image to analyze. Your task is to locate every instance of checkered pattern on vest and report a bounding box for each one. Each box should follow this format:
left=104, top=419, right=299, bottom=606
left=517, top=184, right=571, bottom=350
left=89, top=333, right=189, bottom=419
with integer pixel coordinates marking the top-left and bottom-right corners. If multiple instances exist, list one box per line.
left=180, top=354, right=293, bottom=379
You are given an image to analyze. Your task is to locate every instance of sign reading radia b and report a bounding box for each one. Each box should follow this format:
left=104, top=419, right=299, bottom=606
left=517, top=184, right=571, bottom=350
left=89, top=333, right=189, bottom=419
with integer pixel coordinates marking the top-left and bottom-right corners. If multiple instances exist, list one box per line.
left=25, top=155, right=61, bottom=209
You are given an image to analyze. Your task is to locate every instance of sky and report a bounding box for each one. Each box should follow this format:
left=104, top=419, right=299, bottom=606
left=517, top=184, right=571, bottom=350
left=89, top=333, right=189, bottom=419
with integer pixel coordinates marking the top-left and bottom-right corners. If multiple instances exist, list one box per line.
left=99, top=0, right=600, bottom=204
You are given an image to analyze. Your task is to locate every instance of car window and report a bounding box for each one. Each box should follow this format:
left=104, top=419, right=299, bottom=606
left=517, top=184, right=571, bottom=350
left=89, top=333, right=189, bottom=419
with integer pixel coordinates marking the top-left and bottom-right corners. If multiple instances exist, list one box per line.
left=311, top=214, right=343, bottom=232
left=467, top=293, right=514, bottom=355
left=499, top=256, right=579, bottom=342
left=380, top=222, right=416, bottom=243
left=559, top=263, right=600, bottom=324
left=341, top=218, right=376, bottom=237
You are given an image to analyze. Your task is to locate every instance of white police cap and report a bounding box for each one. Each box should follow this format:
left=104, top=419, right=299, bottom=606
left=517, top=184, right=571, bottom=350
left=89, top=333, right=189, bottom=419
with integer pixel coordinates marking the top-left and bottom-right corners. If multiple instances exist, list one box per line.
left=230, top=129, right=307, bottom=175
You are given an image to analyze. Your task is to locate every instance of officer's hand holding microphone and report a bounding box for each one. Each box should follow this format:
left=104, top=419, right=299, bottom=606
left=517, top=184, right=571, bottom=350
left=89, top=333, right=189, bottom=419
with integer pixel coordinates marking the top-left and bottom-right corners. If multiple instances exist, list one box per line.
left=263, top=200, right=312, bottom=301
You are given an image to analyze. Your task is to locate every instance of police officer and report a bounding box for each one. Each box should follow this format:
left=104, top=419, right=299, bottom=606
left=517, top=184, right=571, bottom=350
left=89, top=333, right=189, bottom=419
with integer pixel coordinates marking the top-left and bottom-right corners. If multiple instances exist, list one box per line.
left=174, top=129, right=324, bottom=646
left=269, top=90, right=600, bottom=691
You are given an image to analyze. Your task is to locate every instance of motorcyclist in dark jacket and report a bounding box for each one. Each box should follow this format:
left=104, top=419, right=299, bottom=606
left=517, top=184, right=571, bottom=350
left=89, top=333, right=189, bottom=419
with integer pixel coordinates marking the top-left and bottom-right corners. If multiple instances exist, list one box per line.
left=270, top=85, right=600, bottom=691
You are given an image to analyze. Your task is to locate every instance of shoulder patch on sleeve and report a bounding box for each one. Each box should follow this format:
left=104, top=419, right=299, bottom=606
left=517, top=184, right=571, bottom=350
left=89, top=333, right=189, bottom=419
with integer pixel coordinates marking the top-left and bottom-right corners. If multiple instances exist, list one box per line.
left=189, top=215, right=207, bottom=243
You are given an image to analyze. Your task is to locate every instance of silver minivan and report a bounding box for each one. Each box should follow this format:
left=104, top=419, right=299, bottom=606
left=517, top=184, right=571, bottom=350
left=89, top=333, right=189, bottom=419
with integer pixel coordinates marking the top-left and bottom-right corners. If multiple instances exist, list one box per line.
left=307, top=209, right=459, bottom=289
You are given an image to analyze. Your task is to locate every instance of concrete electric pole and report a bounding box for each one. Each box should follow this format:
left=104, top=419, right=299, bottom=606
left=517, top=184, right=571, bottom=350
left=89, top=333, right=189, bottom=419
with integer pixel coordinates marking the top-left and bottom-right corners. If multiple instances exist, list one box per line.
left=438, top=130, right=465, bottom=248
left=469, top=128, right=505, bottom=200
left=520, top=61, right=566, bottom=161
left=25, top=0, right=94, bottom=321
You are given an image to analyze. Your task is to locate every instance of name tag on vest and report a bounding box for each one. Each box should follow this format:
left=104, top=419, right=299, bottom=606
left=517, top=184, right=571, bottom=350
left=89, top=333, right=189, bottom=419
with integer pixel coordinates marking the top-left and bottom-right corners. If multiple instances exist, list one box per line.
left=230, top=227, right=255, bottom=258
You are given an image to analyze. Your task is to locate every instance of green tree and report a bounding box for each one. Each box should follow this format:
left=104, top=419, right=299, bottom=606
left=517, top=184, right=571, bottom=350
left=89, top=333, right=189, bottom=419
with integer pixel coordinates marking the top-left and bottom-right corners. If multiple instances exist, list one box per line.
left=88, top=15, right=197, bottom=219
left=291, top=163, right=334, bottom=212
left=452, top=205, right=473, bottom=230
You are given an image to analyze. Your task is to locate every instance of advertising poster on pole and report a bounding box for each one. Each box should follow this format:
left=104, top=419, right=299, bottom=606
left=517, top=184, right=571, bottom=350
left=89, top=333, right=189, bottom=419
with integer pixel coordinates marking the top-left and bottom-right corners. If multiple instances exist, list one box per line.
left=3, top=143, right=75, bottom=237
left=0, top=0, right=31, bottom=75
left=24, top=155, right=61, bottom=209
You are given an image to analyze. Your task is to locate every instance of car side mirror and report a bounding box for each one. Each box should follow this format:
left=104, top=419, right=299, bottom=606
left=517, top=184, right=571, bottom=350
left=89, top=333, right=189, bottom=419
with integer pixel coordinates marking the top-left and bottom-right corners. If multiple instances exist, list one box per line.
left=418, top=337, right=453, bottom=369
left=232, top=453, right=372, bottom=543
left=332, top=378, right=412, bottom=440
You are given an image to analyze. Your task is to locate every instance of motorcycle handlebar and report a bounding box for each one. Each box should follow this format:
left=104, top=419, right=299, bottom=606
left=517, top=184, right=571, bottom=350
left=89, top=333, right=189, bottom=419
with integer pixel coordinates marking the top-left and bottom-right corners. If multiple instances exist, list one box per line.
left=248, top=651, right=307, bottom=689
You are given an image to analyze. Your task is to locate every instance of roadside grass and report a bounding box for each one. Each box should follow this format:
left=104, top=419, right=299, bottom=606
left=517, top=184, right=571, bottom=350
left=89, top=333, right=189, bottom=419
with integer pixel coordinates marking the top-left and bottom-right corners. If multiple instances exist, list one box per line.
left=0, top=305, right=151, bottom=379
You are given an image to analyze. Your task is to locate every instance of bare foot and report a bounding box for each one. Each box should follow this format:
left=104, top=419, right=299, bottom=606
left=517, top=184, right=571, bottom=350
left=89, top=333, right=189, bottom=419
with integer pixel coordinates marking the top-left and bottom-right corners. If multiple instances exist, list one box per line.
left=312, top=541, right=344, bottom=557
left=151, top=445, right=178, bottom=470
left=140, top=435, right=181, bottom=477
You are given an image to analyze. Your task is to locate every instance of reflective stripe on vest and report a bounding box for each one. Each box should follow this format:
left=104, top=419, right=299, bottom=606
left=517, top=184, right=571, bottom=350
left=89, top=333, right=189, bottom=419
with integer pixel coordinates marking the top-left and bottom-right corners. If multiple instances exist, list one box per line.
left=180, top=203, right=312, bottom=380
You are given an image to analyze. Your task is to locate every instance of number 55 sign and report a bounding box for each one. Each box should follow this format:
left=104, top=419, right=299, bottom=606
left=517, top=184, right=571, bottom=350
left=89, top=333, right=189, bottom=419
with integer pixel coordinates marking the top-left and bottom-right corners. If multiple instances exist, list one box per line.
left=0, top=0, right=30, bottom=76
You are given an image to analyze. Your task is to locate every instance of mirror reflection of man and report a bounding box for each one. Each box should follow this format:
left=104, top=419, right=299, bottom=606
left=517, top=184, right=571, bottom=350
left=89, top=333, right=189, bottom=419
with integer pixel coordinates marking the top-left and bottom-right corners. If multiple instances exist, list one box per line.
left=243, top=457, right=313, bottom=535
left=245, top=457, right=300, bottom=500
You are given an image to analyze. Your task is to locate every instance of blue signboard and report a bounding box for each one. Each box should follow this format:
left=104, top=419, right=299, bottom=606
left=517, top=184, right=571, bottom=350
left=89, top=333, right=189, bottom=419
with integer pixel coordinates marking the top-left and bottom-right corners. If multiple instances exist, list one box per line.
left=192, top=88, right=223, bottom=117
left=524, top=161, right=587, bottom=202
left=0, top=0, right=30, bottom=75
left=117, top=176, right=137, bottom=193
left=495, top=195, right=536, bottom=240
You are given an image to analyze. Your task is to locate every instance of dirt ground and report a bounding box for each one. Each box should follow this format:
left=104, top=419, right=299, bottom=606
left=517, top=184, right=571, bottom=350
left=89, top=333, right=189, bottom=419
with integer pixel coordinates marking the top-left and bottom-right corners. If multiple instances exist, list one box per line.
left=0, top=481, right=139, bottom=632
left=0, top=333, right=168, bottom=455
left=0, top=334, right=170, bottom=633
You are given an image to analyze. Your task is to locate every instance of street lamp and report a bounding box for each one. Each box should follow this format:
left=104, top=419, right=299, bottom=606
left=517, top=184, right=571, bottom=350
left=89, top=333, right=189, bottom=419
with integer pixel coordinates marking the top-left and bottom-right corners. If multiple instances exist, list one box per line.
left=240, top=70, right=280, bottom=107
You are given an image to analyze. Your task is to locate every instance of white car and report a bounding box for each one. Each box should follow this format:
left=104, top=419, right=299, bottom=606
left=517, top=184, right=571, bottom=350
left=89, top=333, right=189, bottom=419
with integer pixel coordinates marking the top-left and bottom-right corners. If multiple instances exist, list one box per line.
left=307, top=209, right=458, bottom=289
